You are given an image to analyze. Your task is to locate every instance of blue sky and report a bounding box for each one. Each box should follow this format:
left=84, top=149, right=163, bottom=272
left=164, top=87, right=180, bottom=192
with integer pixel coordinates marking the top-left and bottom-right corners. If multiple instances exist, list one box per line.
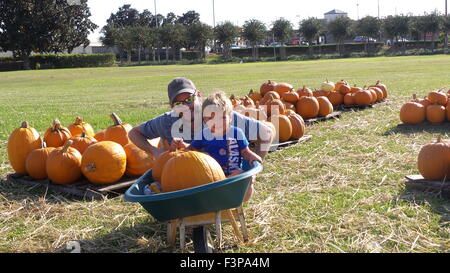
left=87, top=0, right=448, bottom=43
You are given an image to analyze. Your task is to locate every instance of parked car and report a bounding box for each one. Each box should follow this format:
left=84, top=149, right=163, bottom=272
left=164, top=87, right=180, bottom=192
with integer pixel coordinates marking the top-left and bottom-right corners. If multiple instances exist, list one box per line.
left=353, top=36, right=377, bottom=43
left=230, top=44, right=240, bottom=49
left=268, top=42, right=283, bottom=47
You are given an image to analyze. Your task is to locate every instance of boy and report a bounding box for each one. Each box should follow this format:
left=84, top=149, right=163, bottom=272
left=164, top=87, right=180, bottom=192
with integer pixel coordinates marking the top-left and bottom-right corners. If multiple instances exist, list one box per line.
left=173, top=92, right=262, bottom=201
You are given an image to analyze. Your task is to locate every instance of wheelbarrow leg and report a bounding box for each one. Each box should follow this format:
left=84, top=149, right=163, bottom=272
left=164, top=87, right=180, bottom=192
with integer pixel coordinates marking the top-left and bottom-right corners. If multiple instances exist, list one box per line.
left=237, top=206, right=249, bottom=242
left=179, top=218, right=186, bottom=252
left=226, top=209, right=244, bottom=243
left=167, top=220, right=178, bottom=246
left=215, top=212, right=222, bottom=250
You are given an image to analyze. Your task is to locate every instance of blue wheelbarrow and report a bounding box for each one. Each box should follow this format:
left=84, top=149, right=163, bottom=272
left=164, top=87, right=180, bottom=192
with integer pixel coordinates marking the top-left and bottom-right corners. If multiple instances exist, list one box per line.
left=124, top=160, right=263, bottom=252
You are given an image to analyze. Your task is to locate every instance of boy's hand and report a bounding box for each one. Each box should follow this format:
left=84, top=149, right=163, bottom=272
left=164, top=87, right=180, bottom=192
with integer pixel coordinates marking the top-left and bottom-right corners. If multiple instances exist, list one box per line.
left=170, top=138, right=188, bottom=151
left=242, top=147, right=263, bottom=165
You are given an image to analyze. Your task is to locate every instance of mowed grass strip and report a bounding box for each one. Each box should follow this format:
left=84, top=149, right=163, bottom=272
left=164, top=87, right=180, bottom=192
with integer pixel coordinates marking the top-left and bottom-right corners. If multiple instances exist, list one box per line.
left=0, top=55, right=449, bottom=252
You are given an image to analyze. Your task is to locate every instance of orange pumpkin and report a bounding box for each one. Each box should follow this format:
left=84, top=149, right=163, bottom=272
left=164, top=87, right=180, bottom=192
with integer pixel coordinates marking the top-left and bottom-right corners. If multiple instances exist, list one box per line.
left=282, top=89, right=300, bottom=103
left=327, top=92, right=344, bottom=106
left=67, top=116, right=95, bottom=137
left=268, top=114, right=292, bottom=142
left=427, top=91, right=448, bottom=106
left=248, top=89, right=262, bottom=102
left=286, top=112, right=305, bottom=140
left=241, top=96, right=255, bottom=108
left=296, top=95, right=320, bottom=119
left=152, top=150, right=184, bottom=182
left=313, top=90, right=330, bottom=98
left=124, top=143, right=155, bottom=176
left=161, top=151, right=226, bottom=192
left=317, top=96, right=334, bottom=117
left=94, top=130, right=106, bottom=142
left=417, top=136, right=450, bottom=181
left=230, top=94, right=241, bottom=106
left=7, top=121, right=42, bottom=174
left=274, top=82, right=294, bottom=96
left=368, top=88, right=377, bottom=104
left=343, top=93, right=355, bottom=105
left=350, top=85, right=362, bottom=93
left=46, top=140, right=82, bottom=184
left=25, top=140, right=55, bottom=180
left=369, top=87, right=384, bottom=102
left=266, top=99, right=286, bottom=116
left=104, top=112, right=133, bottom=146
left=283, top=101, right=296, bottom=112
left=297, top=86, right=313, bottom=97
left=400, top=102, right=426, bottom=124
left=369, top=81, right=388, bottom=99
left=354, top=90, right=372, bottom=106
left=335, top=80, right=348, bottom=91
left=44, top=119, right=72, bottom=148
left=81, top=141, right=127, bottom=184
left=260, top=80, right=277, bottom=96
left=426, top=104, right=446, bottom=123
left=339, top=84, right=352, bottom=95
left=68, top=132, right=98, bottom=154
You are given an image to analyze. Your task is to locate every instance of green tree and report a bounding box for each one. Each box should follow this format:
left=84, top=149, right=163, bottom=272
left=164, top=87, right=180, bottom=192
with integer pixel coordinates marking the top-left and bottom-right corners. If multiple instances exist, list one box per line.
left=178, top=10, right=201, bottom=26
left=271, top=18, right=294, bottom=59
left=187, top=22, right=213, bottom=59
left=327, top=16, right=354, bottom=55
left=0, top=0, right=97, bottom=69
left=422, top=12, right=443, bottom=51
left=355, top=16, right=381, bottom=53
left=383, top=15, right=409, bottom=51
left=299, top=17, right=323, bottom=56
left=214, top=22, right=239, bottom=60
left=159, top=23, right=187, bottom=61
left=443, top=15, right=450, bottom=54
left=242, top=19, right=267, bottom=61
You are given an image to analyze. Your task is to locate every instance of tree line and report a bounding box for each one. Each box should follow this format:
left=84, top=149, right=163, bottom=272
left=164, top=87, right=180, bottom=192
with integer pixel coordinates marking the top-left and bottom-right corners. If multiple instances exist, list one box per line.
left=1, top=1, right=449, bottom=69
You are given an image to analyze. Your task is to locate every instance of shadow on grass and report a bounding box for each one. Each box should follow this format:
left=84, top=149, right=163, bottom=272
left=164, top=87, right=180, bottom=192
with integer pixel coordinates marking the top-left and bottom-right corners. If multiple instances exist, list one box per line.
left=383, top=123, right=450, bottom=136
left=395, top=186, right=450, bottom=225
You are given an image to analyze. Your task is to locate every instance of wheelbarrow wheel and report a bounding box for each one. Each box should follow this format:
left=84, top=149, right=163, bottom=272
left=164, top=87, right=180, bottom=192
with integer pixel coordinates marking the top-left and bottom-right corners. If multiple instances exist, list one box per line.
left=193, top=226, right=214, bottom=253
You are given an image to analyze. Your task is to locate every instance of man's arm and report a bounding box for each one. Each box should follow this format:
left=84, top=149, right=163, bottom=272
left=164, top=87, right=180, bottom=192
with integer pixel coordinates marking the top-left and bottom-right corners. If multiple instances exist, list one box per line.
left=128, top=126, right=164, bottom=158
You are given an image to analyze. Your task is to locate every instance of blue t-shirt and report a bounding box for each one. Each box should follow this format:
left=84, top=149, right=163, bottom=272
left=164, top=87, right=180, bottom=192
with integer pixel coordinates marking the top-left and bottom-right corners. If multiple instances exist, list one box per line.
left=190, top=126, right=249, bottom=176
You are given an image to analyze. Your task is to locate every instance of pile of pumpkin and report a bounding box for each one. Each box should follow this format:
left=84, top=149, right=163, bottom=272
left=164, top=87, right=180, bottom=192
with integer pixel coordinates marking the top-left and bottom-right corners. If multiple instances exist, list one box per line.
left=400, top=89, right=450, bottom=124
left=7, top=113, right=163, bottom=185
left=417, top=135, right=450, bottom=181
left=231, top=79, right=388, bottom=143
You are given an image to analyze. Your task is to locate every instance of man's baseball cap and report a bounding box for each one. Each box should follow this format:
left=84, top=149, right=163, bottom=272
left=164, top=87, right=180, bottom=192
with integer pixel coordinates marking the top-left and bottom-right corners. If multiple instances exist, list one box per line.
left=168, top=77, right=197, bottom=105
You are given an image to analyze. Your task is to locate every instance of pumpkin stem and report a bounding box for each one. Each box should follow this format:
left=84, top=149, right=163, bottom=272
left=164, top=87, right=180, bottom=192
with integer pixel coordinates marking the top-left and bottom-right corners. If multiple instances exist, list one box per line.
left=52, top=119, right=62, bottom=131
left=110, top=112, right=122, bottom=126
left=21, top=121, right=29, bottom=128
left=81, top=131, right=86, bottom=138
left=61, top=140, right=73, bottom=153
left=74, top=116, right=83, bottom=125
left=437, top=135, right=442, bottom=142
left=40, top=137, right=47, bottom=149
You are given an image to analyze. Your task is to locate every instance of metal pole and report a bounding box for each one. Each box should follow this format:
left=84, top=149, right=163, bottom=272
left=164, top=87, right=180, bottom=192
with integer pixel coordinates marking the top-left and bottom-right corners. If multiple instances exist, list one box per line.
left=154, top=0, right=158, bottom=28
left=445, top=0, right=448, bottom=54
left=213, top=0, right=216, bottom=53
left=378, top=0, right=380, bottom=19
left=357, top=3, right=359, bottom=20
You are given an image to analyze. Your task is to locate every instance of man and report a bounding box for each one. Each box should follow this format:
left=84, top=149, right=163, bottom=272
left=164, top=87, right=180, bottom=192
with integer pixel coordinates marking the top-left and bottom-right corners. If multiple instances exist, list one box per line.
left=128, top=77, right=274, bottom=159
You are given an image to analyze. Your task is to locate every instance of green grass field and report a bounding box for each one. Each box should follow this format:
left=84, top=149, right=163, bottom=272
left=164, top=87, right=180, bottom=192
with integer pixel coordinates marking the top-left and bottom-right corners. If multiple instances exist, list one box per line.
left=1, top=55, right=450, bottom=252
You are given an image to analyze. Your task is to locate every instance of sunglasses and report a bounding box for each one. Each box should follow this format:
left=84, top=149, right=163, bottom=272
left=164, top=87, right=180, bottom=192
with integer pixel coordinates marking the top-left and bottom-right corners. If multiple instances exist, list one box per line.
left=173, top=92, right=197, bottom=106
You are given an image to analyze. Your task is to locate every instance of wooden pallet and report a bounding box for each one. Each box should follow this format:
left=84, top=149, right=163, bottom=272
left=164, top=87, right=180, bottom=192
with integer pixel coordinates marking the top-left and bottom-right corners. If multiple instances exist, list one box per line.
left=405, top=175, right=450, bottom=199
left=337, top=100, right=389, bottom=111
left=6, top=173, right=139, bottom=200
left=304, top=111, right=341, bottom=126
left=396, top=122, right=450, bottom=128
left=269, top=135, right=312, bottom=152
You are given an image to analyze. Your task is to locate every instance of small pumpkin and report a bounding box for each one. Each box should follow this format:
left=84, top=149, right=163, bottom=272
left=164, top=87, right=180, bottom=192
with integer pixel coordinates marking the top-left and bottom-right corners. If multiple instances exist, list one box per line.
left=44, top=119, right=72, bottom=148
left=68, top=131, right=98, bottom=154
left=313, top=90, right=330, bottom=98
left=417, top=136, right=450, bottom=181
left=369, top=87, right=384, bottom=102
left=426, top=104, right=446, bottom=123
left=283, top=101, right=296, bottom=112
left=274, top=82, right=294, bottom=96
left=350, top=85, right=362, bottom=93
left=46, top=140, right=82, bottom=185
left=7, top=121, right=42, bottom=174
left=161, top=151, right=226, bottom=192
left=427, top=91, right=448, bottom=106
left=343, top=93, right=355, bottom=105
left=260, top=80, right=277, bottom=96
left=67, top=116, right=95, bottom=137
left=266, top=99, right=286, bottom=116
left=25, top=140, right=55, bottom=180
left=354, top=90, right=372, bottom=106
left=260, top=91, right=281, bottom=105
left=152, top=150, right=184, bottom=182
left=268, top=114, right=293, bottom=143
left=335, top=80, right=348, bottom=91
left=94, top=130, right=106, bottom=142
left=124, top=143, right=155, bottom=176
left=400, top=101, right=426, bottom=124
left=317, top=96, right=334, bottom=117
left=297, top=86, right=313, bottom=97
left=81, top=141, right=127, bottom=184
left=320, top=79, right=335, bottom=92
left=241, top=95, right=255, bottom=108
left=248, top=89, right=262, bottom=102
left=327, top=92, right=344, bottom=106
left=339, top=84, right=352, bottom=95
left=104, top=112, right=133, bottom=146
left=296, top=95, right=320, bottom=119
left=285, top=112, right=305, bottom=140
left=282, top=90, right=300, bottom=103
left=369, top=81, right=388, bottom=99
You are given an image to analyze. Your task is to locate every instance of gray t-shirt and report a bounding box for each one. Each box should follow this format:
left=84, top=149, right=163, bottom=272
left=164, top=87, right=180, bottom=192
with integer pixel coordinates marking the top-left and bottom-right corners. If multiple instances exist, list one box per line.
left=139, top=111, right=261, bottom=145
